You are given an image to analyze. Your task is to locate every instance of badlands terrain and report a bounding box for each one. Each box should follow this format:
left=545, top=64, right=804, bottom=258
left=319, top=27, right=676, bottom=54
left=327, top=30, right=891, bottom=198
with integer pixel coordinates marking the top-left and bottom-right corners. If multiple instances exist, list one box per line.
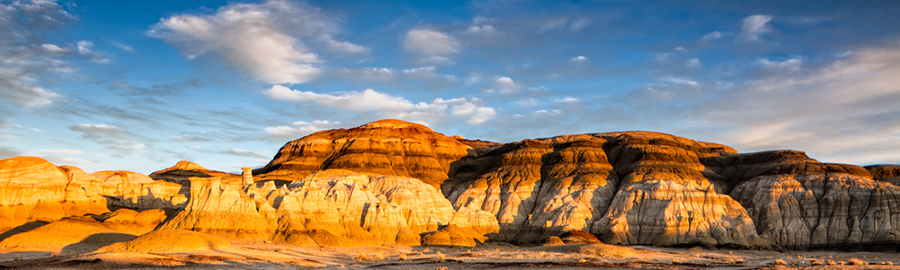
left=1, top=119, right=900, bottom=269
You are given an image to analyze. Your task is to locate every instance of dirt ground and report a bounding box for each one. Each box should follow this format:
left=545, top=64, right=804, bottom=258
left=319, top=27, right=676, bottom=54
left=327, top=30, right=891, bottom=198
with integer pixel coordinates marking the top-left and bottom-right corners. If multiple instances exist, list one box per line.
left=2, top=242, right=900, bottom=269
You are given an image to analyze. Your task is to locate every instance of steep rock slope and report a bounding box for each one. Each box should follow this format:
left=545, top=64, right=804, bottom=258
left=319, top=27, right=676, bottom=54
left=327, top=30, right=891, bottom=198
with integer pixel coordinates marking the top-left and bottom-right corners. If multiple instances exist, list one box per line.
left=444, top=135, right=618, bottom=244
left=592, top=132, right=764, bottom=248
left=161, top=169, right=497, bottom=246
left=723, top=151, right=900, bottom=249
left=0, top=157, right=185, bottom=231
left=159, top=177, right=270, bottom=241
left=446, top=131, right=765, bottom=247
left=256, top=119, right=472, bottom=188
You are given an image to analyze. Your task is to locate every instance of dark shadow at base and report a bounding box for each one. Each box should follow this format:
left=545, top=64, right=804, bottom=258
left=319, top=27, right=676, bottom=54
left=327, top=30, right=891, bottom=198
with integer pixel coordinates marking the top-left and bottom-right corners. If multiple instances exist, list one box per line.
left=0, top=221, right=50, bottom=243
left=60, top=232, right=137, bottom=255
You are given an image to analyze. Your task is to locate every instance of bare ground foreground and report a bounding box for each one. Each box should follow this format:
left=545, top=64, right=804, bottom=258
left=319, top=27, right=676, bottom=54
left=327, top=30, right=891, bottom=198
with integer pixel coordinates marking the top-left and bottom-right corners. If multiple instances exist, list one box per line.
left=2, top=242, right=900, bottom=269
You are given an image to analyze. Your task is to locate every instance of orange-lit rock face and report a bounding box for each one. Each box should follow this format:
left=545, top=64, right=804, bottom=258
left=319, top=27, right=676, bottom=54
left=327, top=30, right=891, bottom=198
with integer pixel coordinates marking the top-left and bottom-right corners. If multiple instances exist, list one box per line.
left=161, top=169, right=497, bottom=247
left=257, top=119, right=472, bottom=188
left=0, top=157, right=185, bottom=231
left=149, top=160, right=242, bottom=184
left=445, top=132, right=760, bottom=246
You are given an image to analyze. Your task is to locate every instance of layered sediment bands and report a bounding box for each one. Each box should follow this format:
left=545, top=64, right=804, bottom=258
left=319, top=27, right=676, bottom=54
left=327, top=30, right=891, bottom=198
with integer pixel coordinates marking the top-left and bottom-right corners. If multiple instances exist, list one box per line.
left=590, top=132, right=763, bottom=248
left=256, top=119, right=472, bottom=188
left=446, top=135, right=619, bottom=244
left=149, top=160, right=241, bottom=185
left=732, top=172, right=900, bottom=249
left=868, top=165, right=900, bottom=186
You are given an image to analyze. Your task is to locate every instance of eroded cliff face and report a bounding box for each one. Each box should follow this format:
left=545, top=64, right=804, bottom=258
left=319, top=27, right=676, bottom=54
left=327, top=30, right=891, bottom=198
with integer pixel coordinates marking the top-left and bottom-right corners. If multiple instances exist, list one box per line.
left=255, top=119, right=472, bottom=188
left=2, top=120, right=899, bottom=251
left=159, top=169, right=497, bottom=246
left=0, top=157, right=185, bottom=231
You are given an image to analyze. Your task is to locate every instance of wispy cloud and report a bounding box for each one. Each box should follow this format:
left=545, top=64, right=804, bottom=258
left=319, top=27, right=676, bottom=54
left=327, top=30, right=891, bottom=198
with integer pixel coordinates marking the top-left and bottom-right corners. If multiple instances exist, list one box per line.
left=264, top=120, right=343, bottom=140
left=403, top=29, right=460, bottom=65
left=0, top=0, right=73, bottom=108
left=262, top=85, right=497, bottom=124
left=742, top=14, right=773, bottom=41
left=219, top=148, right=268, bottom=159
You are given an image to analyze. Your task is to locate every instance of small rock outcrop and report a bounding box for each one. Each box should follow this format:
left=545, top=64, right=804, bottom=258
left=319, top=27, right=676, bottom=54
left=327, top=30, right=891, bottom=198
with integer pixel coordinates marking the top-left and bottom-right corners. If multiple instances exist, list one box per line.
left=149, top=161, right=241, bottom=185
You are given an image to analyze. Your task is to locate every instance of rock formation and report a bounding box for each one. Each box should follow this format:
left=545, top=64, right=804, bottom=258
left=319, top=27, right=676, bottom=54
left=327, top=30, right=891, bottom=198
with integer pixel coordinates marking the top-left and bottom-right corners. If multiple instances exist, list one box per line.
left=149, top=160, right=241, bottom=185
left=161, top=169, right=498, bottom=246
left=256, top=119, right=472, bottom=188
left=158, top=177, right=270, bottom=241
left=0, top=209, right=166, bottom=254
left=0, top=157, right=185, bottom=232
left=3, top=119, right=900, bottom=251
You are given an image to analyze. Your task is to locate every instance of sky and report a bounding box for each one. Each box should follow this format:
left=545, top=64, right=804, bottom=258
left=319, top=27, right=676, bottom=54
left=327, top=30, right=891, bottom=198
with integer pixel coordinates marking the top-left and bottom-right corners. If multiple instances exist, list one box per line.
left=1, top=0, right=899, bottom=174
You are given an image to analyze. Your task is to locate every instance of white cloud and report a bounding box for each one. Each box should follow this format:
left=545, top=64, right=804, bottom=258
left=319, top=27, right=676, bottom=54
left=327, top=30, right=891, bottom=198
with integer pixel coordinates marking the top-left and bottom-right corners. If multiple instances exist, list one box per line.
left=658, top=76, right=699, bottom=86
left=686, top=58, right=700, bottom=67
left=702, top=31, right=722, bottom=40
left=71, top=124, right=122, bottom=135
left=538, top=18, right=569, bottom=32
left=517, top=98, right=539, bottom=106
left=403, top=29, right=460, bottom=64
left=76, top=40, right=109, bottom=63
left=265, top=120, right=342, bottom=139
left=489, top=76, right=519, bottom=93
left=263, top=85, right=419, bottom=111
left=569, top=18, right=591, bottom=31
left=148, top=0, right=365, bottom=84
left=465, top=24, right=499, bottom=35
left=334, top=67, right=396, bottom=81
left=111, top=41, right=134, bottom=52
left=320, top=36, right=369, bottom=55
left=569, top=55, right=588, bottom=62
left=262, top=85, right=497, bottom=125
left=44, top=156, right=97, bottom=166
left=742, top=15, right=773, bottom=41
left=757, top=58, right=802, bottom=72
left=221, top=148, right=268, bottom=159
left=40, top=149, right=83, bottom=155
left=450, top=102, right=497, bottom=124
left=554, top=97, right=580, bottom=103
left=41, top=44, right=67, bottom=55
left=465, top=73, right=483, bottom=85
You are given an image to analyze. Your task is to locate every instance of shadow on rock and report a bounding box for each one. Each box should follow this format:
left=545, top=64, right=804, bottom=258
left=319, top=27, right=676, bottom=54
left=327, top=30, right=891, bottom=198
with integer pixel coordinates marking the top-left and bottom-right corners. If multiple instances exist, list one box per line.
left=60, top=233, right=137, bottom=255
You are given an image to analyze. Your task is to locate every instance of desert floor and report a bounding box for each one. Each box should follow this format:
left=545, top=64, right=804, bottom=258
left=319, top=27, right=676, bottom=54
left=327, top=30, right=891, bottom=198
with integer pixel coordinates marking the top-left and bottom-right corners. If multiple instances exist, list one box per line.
left=2, top=242, right=900, bottom=269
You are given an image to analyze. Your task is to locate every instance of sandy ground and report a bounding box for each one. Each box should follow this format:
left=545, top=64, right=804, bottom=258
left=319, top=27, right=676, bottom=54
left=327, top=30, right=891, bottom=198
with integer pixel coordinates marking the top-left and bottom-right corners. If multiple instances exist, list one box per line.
left=3, top=241, right=900, bottom=269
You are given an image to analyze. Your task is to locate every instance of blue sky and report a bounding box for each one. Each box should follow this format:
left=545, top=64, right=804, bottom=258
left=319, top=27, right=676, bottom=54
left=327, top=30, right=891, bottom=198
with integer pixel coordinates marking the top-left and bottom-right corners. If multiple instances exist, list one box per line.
left=1, top=0, right=899, bottom=174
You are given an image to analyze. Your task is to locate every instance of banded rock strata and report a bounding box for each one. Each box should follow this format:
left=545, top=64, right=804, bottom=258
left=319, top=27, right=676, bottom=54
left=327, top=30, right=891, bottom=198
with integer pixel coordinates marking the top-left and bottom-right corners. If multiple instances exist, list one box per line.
left=1, top=119, right=899, bottom=251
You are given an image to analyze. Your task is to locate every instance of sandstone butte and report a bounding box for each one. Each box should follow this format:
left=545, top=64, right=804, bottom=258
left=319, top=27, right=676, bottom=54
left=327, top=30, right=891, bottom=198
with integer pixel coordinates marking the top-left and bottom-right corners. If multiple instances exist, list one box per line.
left=2, top=119, right=900, bottom=253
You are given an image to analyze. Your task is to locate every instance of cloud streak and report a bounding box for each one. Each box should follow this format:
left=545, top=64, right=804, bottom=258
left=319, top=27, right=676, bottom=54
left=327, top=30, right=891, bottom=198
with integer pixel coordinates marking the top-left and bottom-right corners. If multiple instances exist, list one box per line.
left=262, top=85, right=497, bottom=124
left=0, top=0, right=73, bottom=108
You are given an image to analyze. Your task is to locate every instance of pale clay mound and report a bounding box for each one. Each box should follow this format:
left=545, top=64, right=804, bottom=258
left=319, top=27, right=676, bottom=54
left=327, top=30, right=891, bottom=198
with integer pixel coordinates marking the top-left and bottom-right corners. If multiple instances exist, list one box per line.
left=0, top=208, right=165, bottom=254
left=100, top=229, right=231, bottom=254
